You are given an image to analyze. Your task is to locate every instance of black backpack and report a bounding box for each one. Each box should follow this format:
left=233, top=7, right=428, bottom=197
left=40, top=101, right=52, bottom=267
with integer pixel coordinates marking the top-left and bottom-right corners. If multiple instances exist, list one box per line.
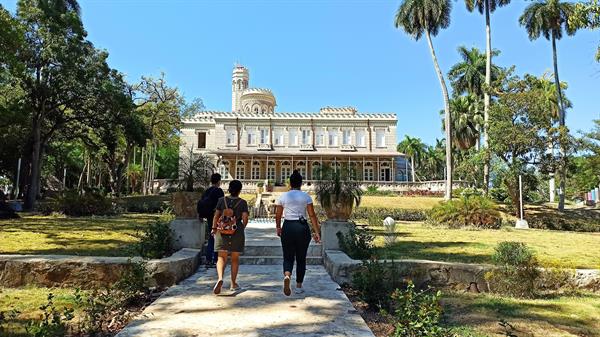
left=197, top=187, right=218, bottom=219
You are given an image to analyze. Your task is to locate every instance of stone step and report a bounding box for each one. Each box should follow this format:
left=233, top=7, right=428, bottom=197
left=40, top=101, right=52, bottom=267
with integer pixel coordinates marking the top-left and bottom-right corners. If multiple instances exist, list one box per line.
left=243, top=244, right=322, bottom=257
left=239, top=255, right=323, bottom=265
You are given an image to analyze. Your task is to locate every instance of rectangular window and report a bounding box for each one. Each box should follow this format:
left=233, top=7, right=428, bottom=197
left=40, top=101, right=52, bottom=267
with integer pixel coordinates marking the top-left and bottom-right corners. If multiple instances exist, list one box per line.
left=328, top=131, right=338, bottom=146
left=267, top=166, right=276, bottom=180
left=364, top=168, right=374, bottom=181
left=274, top=130, right=283, bottom=146
left=247, top=131, right=256, bottom=145
left=356, top=131, right=365, bottom=147
left=376, top=130, right=385, bottom=148
left=197, top=132, right=206, bottom=149
left=302, top=130, right=311, bottom=145
left=316, top=131, right=325, bottom=146
left=260, top=129, right=269, bottom=144
left=342, top=130, right=352, bottom=145
left=236, top=166, right=245, bottom=180
left=226, top=129, right=236, bottom=145
left=289, top=129, right=298, bottom=146
left=252, top=166, right=260, bottom=180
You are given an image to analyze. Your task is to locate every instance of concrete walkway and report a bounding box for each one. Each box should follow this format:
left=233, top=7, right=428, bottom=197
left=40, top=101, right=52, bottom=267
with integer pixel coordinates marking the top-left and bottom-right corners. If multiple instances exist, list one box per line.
left=117, top=221, right=375, bottom=337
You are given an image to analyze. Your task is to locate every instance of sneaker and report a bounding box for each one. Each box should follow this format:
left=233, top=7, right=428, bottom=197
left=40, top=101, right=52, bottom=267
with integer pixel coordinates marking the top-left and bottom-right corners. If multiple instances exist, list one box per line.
left=283, top=276, right=291, bottom=296
left=213, top=280, right=223, bottom=295
left=294, top=288, right=305, bottom=295
left=230, top=284, right=241, bottom=291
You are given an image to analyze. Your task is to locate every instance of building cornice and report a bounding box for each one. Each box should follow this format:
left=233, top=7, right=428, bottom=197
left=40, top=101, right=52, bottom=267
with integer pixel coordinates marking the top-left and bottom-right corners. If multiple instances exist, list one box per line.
left=183, top=111, right=397, bottom=124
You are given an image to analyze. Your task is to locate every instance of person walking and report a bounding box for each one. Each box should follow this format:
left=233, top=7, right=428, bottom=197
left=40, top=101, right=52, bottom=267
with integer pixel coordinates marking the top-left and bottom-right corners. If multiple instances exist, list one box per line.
left=197, top=173, right=224, bottom=267
left=275, top=170, right=321, bottom=296
left=212, top=180, right=249, bottom=294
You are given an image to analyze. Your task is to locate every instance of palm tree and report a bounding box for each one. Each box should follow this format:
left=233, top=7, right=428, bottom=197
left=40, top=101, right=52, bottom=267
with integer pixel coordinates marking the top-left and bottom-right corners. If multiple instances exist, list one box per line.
left=464, top=0, right=511, bottom=195
left=395, top=0, right=453, bottom=199
left=397, top=135, right=426, bottom=182
left=519, top=0, right=577, bottom=211
left=448, top=46, right=500, bottom=98
left=441, top=95, right=483, bottom=151
left=422, top=143, right=445, bottom=180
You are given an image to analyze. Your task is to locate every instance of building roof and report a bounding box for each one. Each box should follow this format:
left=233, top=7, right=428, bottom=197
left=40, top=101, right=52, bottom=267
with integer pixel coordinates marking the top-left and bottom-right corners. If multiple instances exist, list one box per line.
left=210, top=149, right=402, bottom=157
left=183, top=111, right=396, bottom=123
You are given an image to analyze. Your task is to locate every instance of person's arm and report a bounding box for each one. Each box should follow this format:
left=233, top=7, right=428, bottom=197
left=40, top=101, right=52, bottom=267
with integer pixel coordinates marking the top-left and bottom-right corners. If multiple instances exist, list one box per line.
left=211, top=209, right=222, bottom=235
left=275, top=205, right=284, bottom=237
left=307, top=203, right=321, bottom=243
left=242, top=211, right=249, bottom=228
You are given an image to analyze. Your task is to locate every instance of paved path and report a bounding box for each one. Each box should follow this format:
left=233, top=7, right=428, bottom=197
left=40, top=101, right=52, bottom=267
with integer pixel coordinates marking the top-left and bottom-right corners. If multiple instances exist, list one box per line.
left=117, top=221, right=374, bottom=337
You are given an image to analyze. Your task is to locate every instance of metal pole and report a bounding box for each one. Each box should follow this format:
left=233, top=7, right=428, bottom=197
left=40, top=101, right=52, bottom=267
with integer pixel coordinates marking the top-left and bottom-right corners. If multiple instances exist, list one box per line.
left=14, top=157, right=21, bottom=199
left=519, top=175, right=524, bottom=221
left=63, top=167, right=67, bottom=190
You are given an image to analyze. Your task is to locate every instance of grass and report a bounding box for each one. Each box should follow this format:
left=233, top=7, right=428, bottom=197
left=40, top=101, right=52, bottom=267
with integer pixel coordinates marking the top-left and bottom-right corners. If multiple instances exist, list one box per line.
left=0, top=286, right=82, bottom=335
left=369, top=221, right=600, bottom=269
left=0, top=213, right=161, bottom=256
left=359, top=195, right=443, bottom=210
left=443, top=291, right=600, bottom=337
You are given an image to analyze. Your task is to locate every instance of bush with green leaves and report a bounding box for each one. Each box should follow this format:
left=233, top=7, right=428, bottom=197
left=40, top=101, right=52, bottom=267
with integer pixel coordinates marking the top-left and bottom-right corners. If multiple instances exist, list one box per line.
left=390, top=281, right=447, bottom=337
left=136, top=216, right=174, bottom=259
left=337, top=226, right=375, bottom=260
left=427, top=195, right=502, bottom=229
left=363, top=185, right=396, bottom=196
left=25, top=293, right=74, bottom=337
left=352, top=207, right=427, bottom=223
left=352, top=260, right=404, bottom=310
left=485, top=241, right=541, bottom=298
left=56, top=190, right=115, bottom=216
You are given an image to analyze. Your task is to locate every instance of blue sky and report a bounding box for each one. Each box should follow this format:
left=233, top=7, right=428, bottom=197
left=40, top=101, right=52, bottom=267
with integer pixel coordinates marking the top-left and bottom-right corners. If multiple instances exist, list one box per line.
left=2, top=0, right=599, bottom=145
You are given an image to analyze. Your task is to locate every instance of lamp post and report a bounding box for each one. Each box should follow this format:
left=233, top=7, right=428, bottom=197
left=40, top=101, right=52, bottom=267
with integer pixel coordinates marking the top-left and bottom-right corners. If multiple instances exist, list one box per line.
left=515, top=174, right=529, bottom=229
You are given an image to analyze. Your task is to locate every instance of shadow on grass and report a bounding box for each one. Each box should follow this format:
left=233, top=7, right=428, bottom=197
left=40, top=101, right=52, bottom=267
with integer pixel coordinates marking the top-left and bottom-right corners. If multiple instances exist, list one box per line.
left=374, top=240, right=491, bottom=264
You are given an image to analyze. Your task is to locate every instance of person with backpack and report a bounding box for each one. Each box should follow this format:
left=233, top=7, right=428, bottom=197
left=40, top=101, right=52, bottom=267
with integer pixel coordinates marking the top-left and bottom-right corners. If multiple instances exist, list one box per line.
left=211, top=180, right=249, bottom=294
left=197, top=173, right=224, bottom=267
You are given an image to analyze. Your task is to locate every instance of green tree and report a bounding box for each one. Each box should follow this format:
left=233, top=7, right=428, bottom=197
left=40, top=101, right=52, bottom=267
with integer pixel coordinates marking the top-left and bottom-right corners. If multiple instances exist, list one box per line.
left=442, top=95, right=483, bottom=151
left=489, top=75, right=554, bottom=217
left=395, top=0, right=453, bottom=199
left=570, top=0, right=600, bottom=61
left=464, top=0, right=512, bottom=194
left=448, top=46, right=500, bottom=98
left=397, top=135, right=427, bottom=182
left=519, top=0, right=577, bottom=211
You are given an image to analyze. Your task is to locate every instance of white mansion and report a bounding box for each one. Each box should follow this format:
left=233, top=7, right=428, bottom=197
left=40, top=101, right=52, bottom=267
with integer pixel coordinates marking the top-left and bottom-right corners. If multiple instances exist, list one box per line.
left=181, top=65, right=409, bottom=186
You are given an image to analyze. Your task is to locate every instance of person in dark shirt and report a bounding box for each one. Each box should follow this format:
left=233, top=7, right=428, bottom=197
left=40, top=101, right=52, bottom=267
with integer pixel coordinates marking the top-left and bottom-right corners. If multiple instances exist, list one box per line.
left=200, top=174, right=224, bottom=267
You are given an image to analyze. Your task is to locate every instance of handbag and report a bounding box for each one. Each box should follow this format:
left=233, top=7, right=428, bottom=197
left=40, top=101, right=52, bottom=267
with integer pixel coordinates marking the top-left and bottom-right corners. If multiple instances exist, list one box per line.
left=216, top=197, right=242, bottom=235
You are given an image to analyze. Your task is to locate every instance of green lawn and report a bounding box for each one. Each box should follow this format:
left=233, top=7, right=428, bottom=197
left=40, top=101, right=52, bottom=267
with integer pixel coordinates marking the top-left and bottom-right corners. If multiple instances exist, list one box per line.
left=443, top=291, right=600, bottom=337
left=359, top=195, right=443, bottom=210
left=0, top=213, right=161, bottom=256
left=0, top=286, right=82, bottom=335
left=369, top=221, right=600, bottom=269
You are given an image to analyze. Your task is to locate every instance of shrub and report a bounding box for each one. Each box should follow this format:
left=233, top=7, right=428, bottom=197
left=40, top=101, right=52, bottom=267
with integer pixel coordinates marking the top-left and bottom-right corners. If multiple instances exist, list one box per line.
left=352, top=260, right=403, bottom=310
left=337, top=226, right=375, bottom=260
left=352, top=207, right=427, bottom=223
left=363, top=185, right=396, bottom=196
left=57, top=190, right=115, bottom=216
left=485, top=242, right=541, bottom=298
left=135, top=216, right=174, bottom=259
left=118, top=195, right=170, bottom=213
left=26, top=293, right=74, bottom=337
left=427, top=195, right=502, bottom=229
left=390, top=282, right=447, bottom=337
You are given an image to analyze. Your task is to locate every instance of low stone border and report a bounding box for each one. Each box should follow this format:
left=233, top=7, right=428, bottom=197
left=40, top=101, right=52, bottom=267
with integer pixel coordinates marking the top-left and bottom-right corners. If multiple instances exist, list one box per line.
left=324, top=250, right=600, bottom=292
left=0, top=248, right=201, bottom=289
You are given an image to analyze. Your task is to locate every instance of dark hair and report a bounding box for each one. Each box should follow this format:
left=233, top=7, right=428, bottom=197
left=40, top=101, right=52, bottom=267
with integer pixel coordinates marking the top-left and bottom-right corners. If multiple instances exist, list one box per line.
left=210, top=173, right=222, bottom=185
left=228, top=180, right=243, bottom=196
left=289, top=170, right=302, bottom=189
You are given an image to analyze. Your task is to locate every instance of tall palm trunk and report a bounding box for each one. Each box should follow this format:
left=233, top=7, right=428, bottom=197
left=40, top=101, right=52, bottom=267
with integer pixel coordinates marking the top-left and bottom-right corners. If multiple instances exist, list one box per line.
left=25, top=117, right=42, bottom=210
left=411, top=156, right=416, bottom=182
left=426, top=30, right=453, bottom=200
left=552, top=30, right=566, bottom=212
left=483, top=0, right=492, bottom=194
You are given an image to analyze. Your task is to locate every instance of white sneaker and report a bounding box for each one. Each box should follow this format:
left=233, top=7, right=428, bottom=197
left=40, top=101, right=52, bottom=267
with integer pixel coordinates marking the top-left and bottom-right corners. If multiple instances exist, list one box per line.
left=294, top=288, right=305, bottom=294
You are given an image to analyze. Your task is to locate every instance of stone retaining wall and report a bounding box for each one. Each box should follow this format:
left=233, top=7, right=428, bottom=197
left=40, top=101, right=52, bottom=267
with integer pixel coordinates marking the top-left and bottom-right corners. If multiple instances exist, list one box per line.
left=324, top=250, right=600, bottom=292
left=0, top=248, right=201, bottom=289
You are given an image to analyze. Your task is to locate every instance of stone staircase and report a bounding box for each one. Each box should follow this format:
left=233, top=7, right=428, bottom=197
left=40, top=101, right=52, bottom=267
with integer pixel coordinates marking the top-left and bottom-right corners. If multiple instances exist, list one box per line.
left=240, top=218, right=323, bottom=265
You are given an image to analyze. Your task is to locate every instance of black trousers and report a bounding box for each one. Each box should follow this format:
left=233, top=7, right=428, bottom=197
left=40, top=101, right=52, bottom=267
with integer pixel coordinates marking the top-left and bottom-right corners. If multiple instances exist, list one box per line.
left=281, top=219, right=312, bottom=283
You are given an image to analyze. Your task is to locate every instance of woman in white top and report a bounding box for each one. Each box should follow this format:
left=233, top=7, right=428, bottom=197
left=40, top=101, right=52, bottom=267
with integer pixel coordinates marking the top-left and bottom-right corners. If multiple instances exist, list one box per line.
left=275, top=170, right=321, bottom=296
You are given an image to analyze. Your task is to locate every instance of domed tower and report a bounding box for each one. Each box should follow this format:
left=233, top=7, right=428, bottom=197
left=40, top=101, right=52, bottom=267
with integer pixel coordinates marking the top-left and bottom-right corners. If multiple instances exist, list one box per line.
left=231, top=65, right=249, bottom=112
left=240, top=88, right=276, bottom=114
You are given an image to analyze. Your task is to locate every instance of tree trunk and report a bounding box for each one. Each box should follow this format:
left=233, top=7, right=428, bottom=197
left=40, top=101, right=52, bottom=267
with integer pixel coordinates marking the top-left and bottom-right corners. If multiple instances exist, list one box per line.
left=483, top=0, right=492, bottom=195
left=426, top=30, right=453, bottom=200
left=552, top=31, right=566, bottom=212
left=24, top=118, right=42, bottom=210
left=411, top=156, right=416, bottom=182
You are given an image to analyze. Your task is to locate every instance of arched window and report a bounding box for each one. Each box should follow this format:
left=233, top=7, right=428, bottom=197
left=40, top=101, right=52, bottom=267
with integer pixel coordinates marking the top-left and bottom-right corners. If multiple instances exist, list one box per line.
left=363, top=162, right=374, bottom=181
left=220, top=161, right=230, bottom=179
left=251, top=160, right=261, bottom=180
left=311, top=161, right=321, bottom=180
left=236, top=160, right=245, bottom=180
left=296, top=161, right=306, bottom=178
left=281, top=161, right=291, bottom=183
left=267, top=161, right=276, bottom=181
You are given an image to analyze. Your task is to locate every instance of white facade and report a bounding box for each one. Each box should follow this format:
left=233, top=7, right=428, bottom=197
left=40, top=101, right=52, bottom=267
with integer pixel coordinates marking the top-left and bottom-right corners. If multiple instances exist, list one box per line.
left=181, top=65, right=402, bottom=185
